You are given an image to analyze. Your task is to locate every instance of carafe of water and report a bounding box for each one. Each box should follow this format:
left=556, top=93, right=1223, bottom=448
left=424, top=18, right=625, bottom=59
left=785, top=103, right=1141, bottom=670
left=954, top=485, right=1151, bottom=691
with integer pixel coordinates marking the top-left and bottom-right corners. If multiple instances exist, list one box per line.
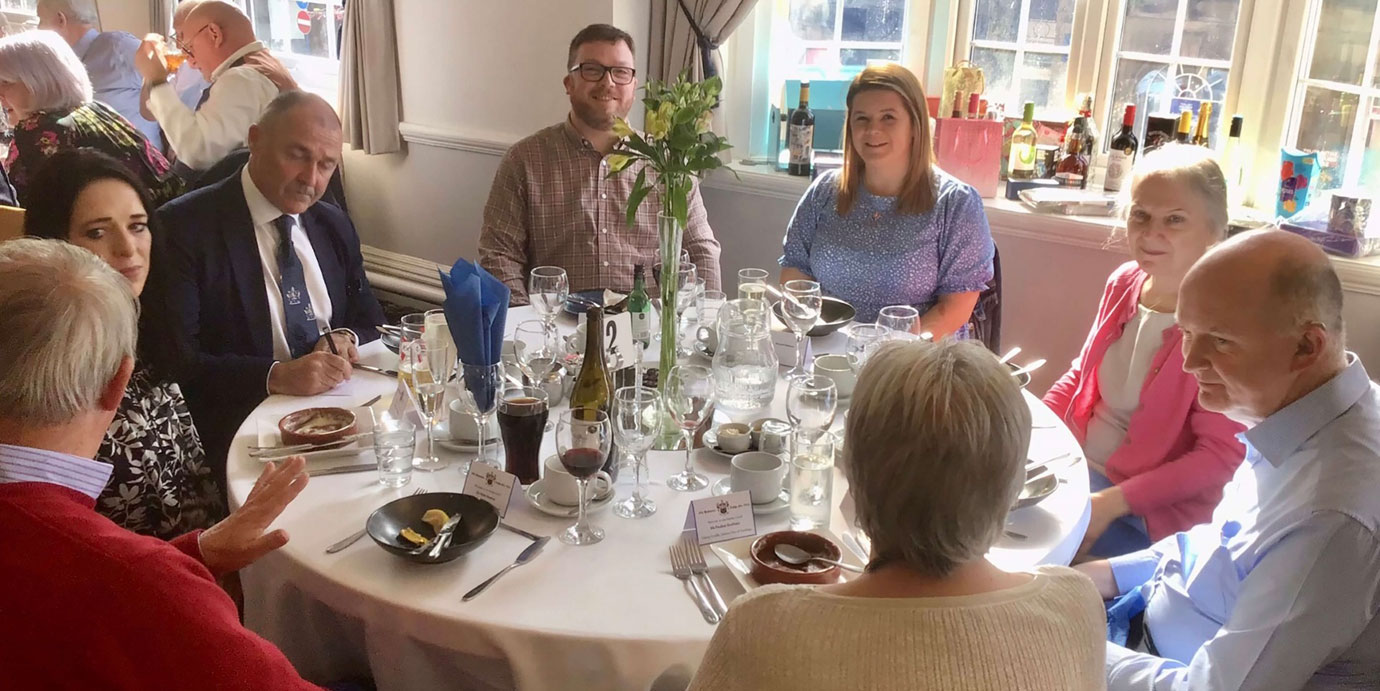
left=711, top=298, right=777, bottom=414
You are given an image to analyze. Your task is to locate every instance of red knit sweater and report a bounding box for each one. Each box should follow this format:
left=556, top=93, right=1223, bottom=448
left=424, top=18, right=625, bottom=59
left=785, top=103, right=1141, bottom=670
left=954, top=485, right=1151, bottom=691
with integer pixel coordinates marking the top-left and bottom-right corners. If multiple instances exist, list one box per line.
left=0, top=482, right=324, bottom=690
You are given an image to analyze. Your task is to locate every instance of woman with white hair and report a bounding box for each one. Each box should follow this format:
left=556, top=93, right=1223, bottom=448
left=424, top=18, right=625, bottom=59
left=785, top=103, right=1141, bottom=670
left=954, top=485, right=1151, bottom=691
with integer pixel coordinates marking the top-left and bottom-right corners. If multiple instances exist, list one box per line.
left=0, top=30, right=183, bottom=205
left=689, top=340, right=1105, bottom=690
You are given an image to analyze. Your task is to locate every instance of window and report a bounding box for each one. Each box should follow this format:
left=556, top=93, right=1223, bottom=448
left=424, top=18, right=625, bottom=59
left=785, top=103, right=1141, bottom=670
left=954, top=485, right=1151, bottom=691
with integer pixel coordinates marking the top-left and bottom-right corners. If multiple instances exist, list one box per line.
left=244, top=0, right=343, bottom=104
left=779, top=0, right=907, bottom=74
left=966, top=0, right=1076, bottom=112
left=1286, top=0, right=1380, bottom=191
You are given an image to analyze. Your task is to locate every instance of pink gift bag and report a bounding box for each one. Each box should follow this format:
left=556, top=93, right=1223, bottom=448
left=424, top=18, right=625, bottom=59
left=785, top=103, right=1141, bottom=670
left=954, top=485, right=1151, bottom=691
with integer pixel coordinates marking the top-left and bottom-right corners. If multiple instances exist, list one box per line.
left=933, top=117, right=1003, bottom=198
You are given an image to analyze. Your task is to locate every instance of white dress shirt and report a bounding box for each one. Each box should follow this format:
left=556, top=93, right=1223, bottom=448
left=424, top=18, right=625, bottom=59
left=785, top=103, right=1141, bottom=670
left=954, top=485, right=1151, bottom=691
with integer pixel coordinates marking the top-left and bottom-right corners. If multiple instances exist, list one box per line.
left=147, top=41, right=279, bottom=171
left=240, top=166, right=333, bottom=363
left=1105, top=354, right=1380, bottom=690
left=73, top=29, right=162, bottom=148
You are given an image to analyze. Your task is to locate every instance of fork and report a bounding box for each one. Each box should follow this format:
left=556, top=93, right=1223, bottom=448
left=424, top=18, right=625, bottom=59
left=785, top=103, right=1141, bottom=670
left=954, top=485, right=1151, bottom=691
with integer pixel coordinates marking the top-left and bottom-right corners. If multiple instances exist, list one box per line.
left=325, top=486, right=426, bottom=554
left=669, top=542, right=720, bottom=624
left=683, top=536, right=729, bottom=618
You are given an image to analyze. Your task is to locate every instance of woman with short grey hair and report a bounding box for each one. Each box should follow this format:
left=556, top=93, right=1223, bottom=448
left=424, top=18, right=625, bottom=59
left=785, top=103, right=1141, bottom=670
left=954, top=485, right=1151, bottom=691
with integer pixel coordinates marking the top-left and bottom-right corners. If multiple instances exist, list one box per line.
left=690, top=340, right=1106, bottom=691
left=0, top=30, right=183, bottom=205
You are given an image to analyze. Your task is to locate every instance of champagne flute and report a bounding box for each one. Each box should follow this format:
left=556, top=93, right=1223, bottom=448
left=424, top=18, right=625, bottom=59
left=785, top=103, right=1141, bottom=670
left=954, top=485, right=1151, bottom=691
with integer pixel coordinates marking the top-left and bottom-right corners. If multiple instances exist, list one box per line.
left=413, top=338, right=453, bottom=472
left=612, top=386, right=659, bottom=518
left=665, top=364, right=714, bottom=491
left=529, top=266, right=568, bottom=342
left=846, top=323, right=891, bottom=372
left=877, top=305, right=920, bottom=336
left=556, top=408, right=611, bottom=545
left=397, top=312, right=427, bottom=391
left=786, top=374, right=837, bottom=440
left=781, top=280, right=822, bottom=378
left=458, top=362, right=502, bottom=475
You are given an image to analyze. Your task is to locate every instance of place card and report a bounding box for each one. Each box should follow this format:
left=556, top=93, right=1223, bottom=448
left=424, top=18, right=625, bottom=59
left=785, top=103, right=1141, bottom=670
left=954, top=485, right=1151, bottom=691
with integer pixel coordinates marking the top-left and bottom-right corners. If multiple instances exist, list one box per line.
left=462, top=465, right=518, bottom=518
left=599, top=311, right=635, bottom=366
left=683, top=491, right=757, bottom=545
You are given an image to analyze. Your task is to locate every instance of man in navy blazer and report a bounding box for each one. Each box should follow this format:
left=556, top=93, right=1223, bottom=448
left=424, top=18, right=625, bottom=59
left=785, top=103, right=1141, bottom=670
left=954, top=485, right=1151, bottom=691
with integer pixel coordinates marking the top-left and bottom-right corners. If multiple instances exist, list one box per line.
left=159, top=90, right=384, bottom=461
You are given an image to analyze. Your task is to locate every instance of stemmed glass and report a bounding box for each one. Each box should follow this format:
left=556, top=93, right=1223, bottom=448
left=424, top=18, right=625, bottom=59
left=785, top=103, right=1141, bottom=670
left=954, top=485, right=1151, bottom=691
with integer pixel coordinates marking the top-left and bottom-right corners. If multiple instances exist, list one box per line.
left=529, top=266, right=568, bottom=342
left=846, top=323, right=891, bottom=372
left=786, top=374, right=837, bottom=441
left=513, top=319, right=559, bottom=383
left=555, top=408, right=611, bottom=546
left=877, top=305, right=920, bottom=336
left=665, top=364, right=714, bottom=491
left=457, top=362, right=502, bottom=475
left=412, top=338, right=453, bottom=471
left=780, top=280, right=822, bottom=378
left=612, top=386, right=659, bottom=518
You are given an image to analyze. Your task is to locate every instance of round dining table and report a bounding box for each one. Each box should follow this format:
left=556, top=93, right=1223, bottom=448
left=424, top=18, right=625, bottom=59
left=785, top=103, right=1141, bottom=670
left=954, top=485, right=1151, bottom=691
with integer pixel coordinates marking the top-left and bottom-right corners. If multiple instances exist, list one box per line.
left=230, top=306, right=1091, bottom=691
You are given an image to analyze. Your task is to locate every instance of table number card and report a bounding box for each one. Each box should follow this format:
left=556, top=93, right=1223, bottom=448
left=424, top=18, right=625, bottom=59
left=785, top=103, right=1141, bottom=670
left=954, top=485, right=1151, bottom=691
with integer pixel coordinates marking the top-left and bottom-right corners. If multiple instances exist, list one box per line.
left=600, top=311, right=635, bottom=367
left=683, top=491, right=757, bottom=545
left=462, top=465, right=518, bottom=518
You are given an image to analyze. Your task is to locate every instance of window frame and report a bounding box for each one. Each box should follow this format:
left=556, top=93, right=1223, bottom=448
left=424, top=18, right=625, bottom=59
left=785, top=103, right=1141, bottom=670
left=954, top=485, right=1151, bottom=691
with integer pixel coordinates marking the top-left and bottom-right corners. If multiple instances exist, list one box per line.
left=953, top=0, right=1079, bottom=114
left=242, top=0, right=343, bottom=105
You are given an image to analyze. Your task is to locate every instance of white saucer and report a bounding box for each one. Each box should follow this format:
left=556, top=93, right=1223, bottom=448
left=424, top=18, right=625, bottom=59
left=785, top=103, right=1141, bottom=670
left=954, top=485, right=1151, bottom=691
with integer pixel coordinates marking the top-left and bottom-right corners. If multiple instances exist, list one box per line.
left=524, top=478, right=615, bottom=517
left=433, top=421, right=500, bottom=453
left=711, top=477, right=789, bottom=515
left=700, top=428, right=753, bottom=459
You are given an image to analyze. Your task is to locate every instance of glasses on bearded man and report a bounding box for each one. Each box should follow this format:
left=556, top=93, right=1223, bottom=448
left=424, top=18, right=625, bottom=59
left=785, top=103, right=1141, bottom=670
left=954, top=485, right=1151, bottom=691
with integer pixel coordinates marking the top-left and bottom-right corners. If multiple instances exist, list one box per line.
left=569, top=62, right=636, bottom=86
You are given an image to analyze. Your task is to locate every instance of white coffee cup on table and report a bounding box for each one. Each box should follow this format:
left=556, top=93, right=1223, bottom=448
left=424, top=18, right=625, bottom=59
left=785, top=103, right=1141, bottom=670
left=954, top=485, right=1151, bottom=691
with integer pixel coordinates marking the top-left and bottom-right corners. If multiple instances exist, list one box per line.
left=448, top=399, right=499, bottom=443
left=730, top=451, right=787, bottom=504
left=542, top=454, right=613, bottom=506
left=812, top=354, right=856, bottom=399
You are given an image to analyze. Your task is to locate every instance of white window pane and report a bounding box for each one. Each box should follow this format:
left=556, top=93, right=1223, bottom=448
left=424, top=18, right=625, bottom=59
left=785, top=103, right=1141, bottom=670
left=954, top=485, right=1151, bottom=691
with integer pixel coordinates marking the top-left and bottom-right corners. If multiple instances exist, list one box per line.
left=970, top=47, right=1016, bottom=106
left=1295, top=87, right=1361, bottom=191
left=1121, top=0, right=1177, bottom=56
left=840, top=48, right=901, bottom=66
left=1027, top=0, right=1075, bottom=46
left=841, top=0, right=904, bottom=42
left=790, top=0, right=839, bottom=41
left=1308, top=0, right=1377, bottom=86
left=1362, top=107, right=1380, bottom=187
left=249, top=0, right=339, bottom=60
left=1019, top=52, right=1068, bottom=109
left=973, top=0, right=1020, bottom=43
left=1181, top=0, right=1241, bottom=61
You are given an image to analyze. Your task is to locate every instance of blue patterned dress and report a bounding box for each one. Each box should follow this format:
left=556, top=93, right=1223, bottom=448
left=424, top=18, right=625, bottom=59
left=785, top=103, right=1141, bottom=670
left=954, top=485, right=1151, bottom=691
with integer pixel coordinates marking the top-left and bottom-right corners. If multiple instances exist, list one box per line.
left=780, top=169, right=994, bottom=323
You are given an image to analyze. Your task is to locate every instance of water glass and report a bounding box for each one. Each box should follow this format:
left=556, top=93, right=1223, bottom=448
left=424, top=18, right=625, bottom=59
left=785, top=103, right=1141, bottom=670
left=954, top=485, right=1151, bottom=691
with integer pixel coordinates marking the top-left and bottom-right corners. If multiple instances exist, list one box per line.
left=781, top=280, right=822, bottom=378
left=373, top=417, right=416, bottom=488
left=878, top=305, right=920, bottom=336
left=665, top=364, right=714, bottom=491
left=529, top=266, right=568, bottom=340
left=786, top=374, right=837, bottom=438
left=613, top=386, right=659, bottom=519
left=556, top=408, right=611, bottom=546
left=846, top=323, right=891, bottom=373
left=737, top=268, right=770, bottom=302
left=789, top=430, right=835, bottom=530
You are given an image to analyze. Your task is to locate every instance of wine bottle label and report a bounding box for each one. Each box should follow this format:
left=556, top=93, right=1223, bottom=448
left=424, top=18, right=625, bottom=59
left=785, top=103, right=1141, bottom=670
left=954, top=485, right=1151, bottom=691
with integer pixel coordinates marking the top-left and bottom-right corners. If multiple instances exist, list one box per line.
left=1009, top=143, right=1036, bottom=171
left=631, top=311, right=649, bottom=342
left=1104, top=149, right=1134, bottom=192
left=788, top=124, right=814, bottom=165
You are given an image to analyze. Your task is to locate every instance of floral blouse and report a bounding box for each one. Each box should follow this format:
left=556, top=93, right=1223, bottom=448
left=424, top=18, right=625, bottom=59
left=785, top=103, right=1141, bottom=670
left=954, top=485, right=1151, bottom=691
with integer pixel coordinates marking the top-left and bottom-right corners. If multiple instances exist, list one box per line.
left=95, top=366, right=224, bottom=540
left=5, top=101, right=185, bottom=207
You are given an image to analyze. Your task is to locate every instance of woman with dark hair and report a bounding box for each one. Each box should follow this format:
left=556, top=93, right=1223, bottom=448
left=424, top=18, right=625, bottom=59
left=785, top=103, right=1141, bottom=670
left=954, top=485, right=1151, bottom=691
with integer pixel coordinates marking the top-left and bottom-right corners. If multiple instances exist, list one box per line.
left=24, top=148, right=222, bottom=538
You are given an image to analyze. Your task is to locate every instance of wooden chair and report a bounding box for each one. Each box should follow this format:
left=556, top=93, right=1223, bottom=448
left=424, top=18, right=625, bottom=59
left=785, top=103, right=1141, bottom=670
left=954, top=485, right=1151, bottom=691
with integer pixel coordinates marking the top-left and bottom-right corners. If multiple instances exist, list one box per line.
left=0, top=205, right=25, bottom=242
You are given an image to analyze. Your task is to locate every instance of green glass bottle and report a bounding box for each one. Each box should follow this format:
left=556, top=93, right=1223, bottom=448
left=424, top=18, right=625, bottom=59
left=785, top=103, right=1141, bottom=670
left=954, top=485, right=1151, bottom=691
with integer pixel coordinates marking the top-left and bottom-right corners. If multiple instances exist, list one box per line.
left=629, top=264, right=650, bottom=347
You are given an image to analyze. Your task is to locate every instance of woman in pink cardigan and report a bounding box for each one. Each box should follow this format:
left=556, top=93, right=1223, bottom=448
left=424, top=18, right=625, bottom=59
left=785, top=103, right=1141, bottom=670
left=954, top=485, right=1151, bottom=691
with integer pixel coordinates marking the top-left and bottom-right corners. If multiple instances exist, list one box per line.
left=1044, top=145, right=1245, bottom=558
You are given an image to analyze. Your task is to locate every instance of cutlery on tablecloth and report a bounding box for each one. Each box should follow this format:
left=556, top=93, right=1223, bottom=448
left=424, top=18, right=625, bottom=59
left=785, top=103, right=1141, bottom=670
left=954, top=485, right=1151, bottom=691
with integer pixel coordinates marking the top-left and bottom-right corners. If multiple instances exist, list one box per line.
left=998, top=346, right=1022, bottom=365
left=354, top=363, right=399, bottom=378
left=669, top=541, right=719, bottom=624
left=1024, top=467, right=1057, bottom=487
left=307, top=463, right=378, bottom=477
left=1025, top=452, right=1071, bottom=473
left=683, top=536, right=729, bottom=618
left=326, top=487, right=426, bottom=554
left=463, top=537, right=551, bottom=601
left=499, top=522, right=543, bottom=541
left=248, top=432, right=371, bottom=456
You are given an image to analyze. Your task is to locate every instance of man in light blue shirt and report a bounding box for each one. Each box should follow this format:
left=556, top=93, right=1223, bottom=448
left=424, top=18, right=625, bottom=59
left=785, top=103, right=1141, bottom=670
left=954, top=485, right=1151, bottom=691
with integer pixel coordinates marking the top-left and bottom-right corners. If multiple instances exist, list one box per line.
left=1078, top=229, right=1380, bottom=689
left=37, top=0, right=163, bottom=148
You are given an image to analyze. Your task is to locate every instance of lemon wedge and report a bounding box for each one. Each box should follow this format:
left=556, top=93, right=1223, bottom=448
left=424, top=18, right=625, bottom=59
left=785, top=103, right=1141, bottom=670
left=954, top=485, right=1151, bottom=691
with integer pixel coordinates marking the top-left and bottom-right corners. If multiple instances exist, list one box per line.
left=422, top=509, right=451, bottom=533
left=399, top=527, right=427, bottom=546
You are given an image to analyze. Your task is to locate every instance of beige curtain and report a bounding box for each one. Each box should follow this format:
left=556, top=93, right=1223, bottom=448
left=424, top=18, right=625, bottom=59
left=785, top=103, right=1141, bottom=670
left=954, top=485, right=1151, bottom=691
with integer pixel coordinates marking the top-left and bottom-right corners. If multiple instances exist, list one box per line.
left=339, top=0, right=402, bottom=154
left=649, top=0, right=759, bottom=83
left=149, top=0, right=175, bottom=35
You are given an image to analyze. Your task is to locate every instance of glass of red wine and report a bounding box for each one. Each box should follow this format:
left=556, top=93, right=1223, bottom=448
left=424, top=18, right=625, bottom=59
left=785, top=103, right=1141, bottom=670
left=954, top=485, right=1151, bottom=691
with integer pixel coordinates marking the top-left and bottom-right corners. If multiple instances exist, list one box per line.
left=555, top=407, right=611, bottom=546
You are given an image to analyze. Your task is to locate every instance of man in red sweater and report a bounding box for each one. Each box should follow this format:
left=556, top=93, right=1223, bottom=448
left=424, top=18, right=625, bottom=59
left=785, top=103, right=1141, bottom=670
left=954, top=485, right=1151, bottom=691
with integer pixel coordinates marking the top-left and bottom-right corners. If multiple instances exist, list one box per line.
left=0, top=238, right=327, bottom=689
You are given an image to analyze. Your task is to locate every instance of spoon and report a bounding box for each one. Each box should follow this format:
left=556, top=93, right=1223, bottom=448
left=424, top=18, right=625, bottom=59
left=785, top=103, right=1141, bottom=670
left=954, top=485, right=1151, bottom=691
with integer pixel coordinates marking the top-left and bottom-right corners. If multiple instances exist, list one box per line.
left=998, top=346, right=1022, bottom=365
left=1009, top=358, right=1047, bottom=380
left=773, top=543, right=865, bottom=573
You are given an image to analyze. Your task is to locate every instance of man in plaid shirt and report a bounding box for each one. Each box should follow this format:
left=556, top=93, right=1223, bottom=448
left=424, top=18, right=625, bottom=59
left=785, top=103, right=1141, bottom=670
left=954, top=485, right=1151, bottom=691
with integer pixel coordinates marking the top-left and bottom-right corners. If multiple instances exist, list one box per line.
left=479, top=23, right=722, bottom=305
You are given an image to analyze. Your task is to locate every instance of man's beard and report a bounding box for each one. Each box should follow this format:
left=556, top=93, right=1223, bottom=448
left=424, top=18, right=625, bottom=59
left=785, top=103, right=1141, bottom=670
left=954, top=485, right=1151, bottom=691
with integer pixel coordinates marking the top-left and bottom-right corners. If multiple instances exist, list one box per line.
left=571, top=96, right=627, bottom=132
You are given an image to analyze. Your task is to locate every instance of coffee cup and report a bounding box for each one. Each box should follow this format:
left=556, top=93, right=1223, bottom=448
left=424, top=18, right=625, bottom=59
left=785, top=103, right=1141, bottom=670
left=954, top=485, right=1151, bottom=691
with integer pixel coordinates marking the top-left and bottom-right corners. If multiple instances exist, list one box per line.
left=542, top=454, right=613, bottom=506
left=730, top=451, right=787, bottom=504
left=448, top=399, right=500, bottom=443
left=716, top=422, right=752, bottom=453
left=695, top=325, right=719, bottom=354
left=812, top=354, right=857, bottom=399
left=751, top=417, right=789, bottom=453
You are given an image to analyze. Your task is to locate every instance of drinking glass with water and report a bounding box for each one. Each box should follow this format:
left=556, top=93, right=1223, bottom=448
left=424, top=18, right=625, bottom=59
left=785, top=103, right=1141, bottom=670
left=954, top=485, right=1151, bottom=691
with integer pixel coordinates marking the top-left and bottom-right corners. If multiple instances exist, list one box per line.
left=789, top=430, right=834, bottom=531
left=374, top=415, right=417, bottom=488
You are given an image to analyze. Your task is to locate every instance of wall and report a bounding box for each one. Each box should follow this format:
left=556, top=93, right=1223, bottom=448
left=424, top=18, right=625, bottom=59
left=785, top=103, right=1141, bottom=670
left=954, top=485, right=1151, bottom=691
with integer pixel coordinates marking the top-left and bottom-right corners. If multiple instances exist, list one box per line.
left=96, top=0, right=150, bottom=36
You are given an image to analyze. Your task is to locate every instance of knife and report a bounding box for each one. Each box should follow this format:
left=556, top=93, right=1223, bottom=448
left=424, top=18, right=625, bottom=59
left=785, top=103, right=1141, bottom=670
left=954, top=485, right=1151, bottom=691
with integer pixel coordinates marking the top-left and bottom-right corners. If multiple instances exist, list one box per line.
left=307, top=463, right=377, bottom=477
left=355, top=363, right=399, bottom=377
left=499, top=522, right=543, bottom=541
left=463, top=536, right=551, bottom=601
left=248, top=432, right=371, bottom=456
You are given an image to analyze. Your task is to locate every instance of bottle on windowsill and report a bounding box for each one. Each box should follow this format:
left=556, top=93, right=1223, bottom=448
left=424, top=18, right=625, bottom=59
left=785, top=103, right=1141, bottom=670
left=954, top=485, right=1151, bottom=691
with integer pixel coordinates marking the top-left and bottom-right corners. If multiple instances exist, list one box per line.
left=1007, top=102, right=1038, bottom=180
left=787, top=81, right=815, bottom=177
left=1055, top=117, right=1089, bottom=189
left=1104, top=104, right=1139, bottom=193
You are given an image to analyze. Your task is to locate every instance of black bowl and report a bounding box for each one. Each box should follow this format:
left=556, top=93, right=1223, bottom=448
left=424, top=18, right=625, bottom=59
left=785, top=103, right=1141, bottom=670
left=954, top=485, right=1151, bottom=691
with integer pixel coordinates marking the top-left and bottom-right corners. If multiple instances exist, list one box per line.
left=772, top=296, right=856, bottom=337
left=366, top=492, right=499, bottom=564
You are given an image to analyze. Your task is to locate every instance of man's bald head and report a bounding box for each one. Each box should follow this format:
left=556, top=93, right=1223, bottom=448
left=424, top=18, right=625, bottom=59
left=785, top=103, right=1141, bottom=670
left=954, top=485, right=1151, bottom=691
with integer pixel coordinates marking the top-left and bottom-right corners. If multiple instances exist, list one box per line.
left=173, top=0, right=202, bottom=25
left=180, top=0, right=255, bottom=76
left=246, top=90, right=342, bottom=215
left=256, top=89, right=341, bottom=135
left=1190, top=230, right=1344, bottom=340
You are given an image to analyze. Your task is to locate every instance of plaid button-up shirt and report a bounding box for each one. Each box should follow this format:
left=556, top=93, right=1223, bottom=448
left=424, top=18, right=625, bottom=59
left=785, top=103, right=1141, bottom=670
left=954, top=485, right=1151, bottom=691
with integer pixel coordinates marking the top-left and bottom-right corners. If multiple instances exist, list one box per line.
left=479, top=119, right=722, bottom=305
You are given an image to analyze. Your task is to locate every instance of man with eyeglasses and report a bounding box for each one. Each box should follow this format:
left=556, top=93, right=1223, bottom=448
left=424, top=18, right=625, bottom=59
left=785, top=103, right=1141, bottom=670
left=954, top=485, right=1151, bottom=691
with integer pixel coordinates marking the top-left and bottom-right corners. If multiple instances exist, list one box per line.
left=479, top=23, right=722, bottom=305
left=133, top=0, right=296, bottom=173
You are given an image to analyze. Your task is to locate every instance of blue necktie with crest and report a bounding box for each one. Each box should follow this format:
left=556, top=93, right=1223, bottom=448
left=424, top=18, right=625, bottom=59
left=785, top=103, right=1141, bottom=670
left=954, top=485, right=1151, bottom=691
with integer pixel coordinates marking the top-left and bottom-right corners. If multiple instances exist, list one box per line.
left=273, top=214, right=318, bottom=358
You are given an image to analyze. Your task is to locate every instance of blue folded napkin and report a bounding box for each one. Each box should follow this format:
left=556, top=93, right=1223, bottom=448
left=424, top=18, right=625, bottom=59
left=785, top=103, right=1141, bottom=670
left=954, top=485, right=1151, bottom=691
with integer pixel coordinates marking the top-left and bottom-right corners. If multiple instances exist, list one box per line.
left=1105, top=584, right=1148, bottom=647
left=438, top=258, right=508, bottom=367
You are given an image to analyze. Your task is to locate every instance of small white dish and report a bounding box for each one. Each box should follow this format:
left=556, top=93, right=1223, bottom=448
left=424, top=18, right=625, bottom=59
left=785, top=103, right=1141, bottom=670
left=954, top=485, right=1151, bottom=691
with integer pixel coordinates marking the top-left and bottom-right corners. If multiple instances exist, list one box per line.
left=433, top=420, right=501, bottom=453
left=711, top=477, right=789, bottom=515
left=254, top=407, right=374, bottom=463
left=700, top=428, right=747, bottom=459
left=708, top=527, right=864, bottom=594
left=524, top=478, right=615, bottom=517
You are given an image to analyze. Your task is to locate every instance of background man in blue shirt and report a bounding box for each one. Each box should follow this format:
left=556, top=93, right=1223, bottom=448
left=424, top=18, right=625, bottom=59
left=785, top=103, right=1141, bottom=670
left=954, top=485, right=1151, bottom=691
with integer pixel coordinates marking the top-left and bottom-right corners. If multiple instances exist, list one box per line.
left=1078, top=230, right=1380, bottom=689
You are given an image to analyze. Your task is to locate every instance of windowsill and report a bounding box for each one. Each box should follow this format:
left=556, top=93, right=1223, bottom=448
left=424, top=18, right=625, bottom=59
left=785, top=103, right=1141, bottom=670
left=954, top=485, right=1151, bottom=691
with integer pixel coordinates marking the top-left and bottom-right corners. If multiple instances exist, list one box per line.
left=703, top=161, right=1380, bottom=296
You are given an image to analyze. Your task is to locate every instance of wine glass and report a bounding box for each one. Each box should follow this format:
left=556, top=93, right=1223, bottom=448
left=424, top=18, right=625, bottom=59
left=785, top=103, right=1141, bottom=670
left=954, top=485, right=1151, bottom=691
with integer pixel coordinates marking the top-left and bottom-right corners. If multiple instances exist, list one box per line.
left=786, top=374, right=837, bottom=440
left=780, top=280, right=822, bottom=378
left=412, top=338, right=453, bottom=471
left=513, top=319, right=559, bottom=383
left=877, top=305, right=920, bottom=336
left=612, top=386, right=659, bottom=518
left=846, top=323, right=891, bottom=372
left=555, top=408, right=611, bottom=546
left=665, top=364, right=714, bottom=491
left=529, top=266, right=568, bottom=341
left=457, top=362, right=502, bottom=475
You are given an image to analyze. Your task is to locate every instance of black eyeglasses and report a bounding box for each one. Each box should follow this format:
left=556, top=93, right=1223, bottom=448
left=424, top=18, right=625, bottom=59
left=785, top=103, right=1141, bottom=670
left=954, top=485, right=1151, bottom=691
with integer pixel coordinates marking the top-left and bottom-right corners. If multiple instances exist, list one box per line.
left=570, top=62, right=636, bottom=86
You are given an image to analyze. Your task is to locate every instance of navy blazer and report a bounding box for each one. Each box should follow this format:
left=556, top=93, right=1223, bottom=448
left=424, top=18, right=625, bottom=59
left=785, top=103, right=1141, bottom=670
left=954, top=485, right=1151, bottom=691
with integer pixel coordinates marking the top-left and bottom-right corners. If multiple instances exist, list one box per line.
left=157, top=170, right=385, bottom=461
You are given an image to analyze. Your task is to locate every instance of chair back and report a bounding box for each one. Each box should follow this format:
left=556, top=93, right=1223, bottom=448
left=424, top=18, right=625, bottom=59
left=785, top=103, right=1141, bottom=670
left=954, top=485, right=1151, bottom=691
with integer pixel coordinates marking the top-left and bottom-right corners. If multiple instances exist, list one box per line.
left=967, top=244, right=1002, bottom=353
left=0, top=205, right=25, bottom=242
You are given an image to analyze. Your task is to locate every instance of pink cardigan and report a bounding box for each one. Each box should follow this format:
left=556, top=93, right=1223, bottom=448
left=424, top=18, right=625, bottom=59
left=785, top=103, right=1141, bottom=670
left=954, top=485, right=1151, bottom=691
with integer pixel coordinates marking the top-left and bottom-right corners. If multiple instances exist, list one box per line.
left=1043, top=261, right=1245, bottom=540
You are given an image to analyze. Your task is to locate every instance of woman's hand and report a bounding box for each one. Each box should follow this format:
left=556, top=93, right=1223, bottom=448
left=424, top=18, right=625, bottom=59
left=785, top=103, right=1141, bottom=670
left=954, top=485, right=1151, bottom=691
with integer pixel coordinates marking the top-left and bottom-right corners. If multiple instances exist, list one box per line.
left=917, top=291, right=979, bottom=339
left=1076, top=486, right=1131, bottom=560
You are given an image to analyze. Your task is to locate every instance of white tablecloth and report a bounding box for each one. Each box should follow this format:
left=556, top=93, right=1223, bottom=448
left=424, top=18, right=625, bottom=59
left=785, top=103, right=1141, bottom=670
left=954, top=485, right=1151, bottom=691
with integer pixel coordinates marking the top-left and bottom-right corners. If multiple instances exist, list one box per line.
left=229, top=308, right=1091, bottom=691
